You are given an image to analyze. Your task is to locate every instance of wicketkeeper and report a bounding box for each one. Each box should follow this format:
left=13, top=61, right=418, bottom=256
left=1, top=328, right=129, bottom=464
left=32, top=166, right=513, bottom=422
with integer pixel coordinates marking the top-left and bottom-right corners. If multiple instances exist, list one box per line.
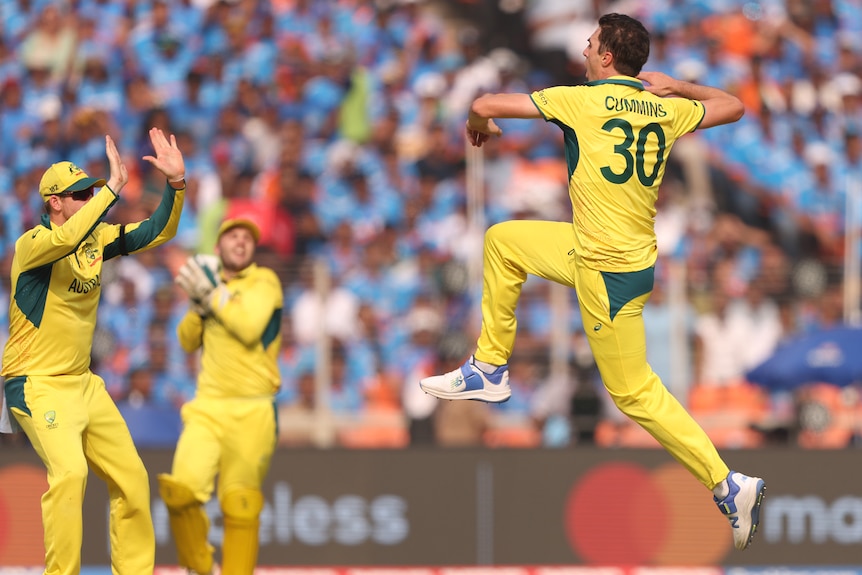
left=159, top=218, right=283, bottom=575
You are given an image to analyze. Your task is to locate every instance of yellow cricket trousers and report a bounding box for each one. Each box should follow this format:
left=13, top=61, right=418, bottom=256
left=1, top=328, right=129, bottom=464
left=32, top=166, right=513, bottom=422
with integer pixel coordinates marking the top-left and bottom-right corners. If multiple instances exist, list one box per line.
left=170, top=396, right=277, bottom=503
left=7, top=372, right=154, bottom=575
left=475, top=220, right=729, bottom=490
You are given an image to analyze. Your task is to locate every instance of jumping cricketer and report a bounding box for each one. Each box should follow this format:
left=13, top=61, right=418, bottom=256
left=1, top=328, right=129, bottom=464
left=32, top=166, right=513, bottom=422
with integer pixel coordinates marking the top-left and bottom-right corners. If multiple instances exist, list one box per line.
left=420, top=13, right=766, bottom=551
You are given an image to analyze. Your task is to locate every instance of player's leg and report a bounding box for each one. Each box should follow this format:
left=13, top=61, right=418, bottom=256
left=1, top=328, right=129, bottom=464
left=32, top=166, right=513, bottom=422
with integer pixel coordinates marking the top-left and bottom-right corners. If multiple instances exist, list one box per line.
left=574, top=264, right=729, bottom=486
left=574, top=263, right=765, bottom=549
left=420, top=221, right=576, bottom=402
left=475, top=220, right=577, bottom=363
left=217, top=398, right=277, bottom=575
left=160, top=398, right=222, bottom=575
left=158, top=475, right=215, bottom=575
left=80, top=373, right=155, bottom=575
left=6, top=375, right=90, bottom=575
left=220, top=488, right=265, bottom=575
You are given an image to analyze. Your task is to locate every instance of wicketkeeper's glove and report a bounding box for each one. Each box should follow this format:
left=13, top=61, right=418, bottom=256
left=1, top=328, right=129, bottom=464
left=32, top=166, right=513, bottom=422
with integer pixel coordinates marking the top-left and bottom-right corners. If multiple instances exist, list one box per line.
left=175, top=255, right=229, bottom=316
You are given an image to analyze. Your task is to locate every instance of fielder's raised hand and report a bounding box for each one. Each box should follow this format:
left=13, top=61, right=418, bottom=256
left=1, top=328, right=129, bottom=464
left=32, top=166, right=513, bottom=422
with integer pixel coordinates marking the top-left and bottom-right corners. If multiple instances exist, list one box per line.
left=143, top=127, right=185, bottom=186
left=104, top=135, right=128, bottom=193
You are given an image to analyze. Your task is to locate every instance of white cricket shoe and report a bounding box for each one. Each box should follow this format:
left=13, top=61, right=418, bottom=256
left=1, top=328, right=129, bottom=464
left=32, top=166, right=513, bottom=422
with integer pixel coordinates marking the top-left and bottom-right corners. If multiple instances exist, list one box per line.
left=714, top=471, right=766, bottom=550
left=420, top=355, right=511, bottom=403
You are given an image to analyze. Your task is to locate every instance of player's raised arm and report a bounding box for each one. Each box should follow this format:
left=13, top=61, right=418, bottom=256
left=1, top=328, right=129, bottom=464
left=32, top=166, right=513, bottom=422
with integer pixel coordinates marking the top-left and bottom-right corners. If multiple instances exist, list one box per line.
left=638, top=70, right=744, bottom=129
left=466, top=92, right=540, bottom=147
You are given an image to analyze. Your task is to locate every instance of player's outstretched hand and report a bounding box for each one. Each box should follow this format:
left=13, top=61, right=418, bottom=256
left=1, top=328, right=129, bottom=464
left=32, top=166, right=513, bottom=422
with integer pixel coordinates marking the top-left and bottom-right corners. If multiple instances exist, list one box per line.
left=143, top=127, right=185, bottom=184
left=105, top=135, right=128, bottom=193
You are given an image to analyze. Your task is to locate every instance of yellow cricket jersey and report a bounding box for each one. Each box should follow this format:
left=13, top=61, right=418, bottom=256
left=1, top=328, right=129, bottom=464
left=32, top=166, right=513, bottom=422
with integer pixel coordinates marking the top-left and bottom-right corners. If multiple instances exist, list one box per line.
left=2, top=183, right=186, bottom=377
left=177, top=263, right=283, bottom=399
left=531, top=76, right=705, bottom=271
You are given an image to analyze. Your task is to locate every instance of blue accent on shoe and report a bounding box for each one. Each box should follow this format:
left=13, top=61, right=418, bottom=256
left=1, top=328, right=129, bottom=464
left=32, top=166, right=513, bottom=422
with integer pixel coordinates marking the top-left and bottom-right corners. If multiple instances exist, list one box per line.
left=419, top=356, right=512, bottom=403
left=459, top=361, right=484, bottom=392
left=461, top=358, right=508, bottom=390
left=714, top=474, right=741, bottom=514
left=714, top=470, right=767, bottom=550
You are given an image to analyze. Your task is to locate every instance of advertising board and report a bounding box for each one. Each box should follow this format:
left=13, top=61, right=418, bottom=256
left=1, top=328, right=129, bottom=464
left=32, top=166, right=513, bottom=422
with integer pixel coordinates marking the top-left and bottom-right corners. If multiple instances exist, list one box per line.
left=1, top=449, right=860, bottom=567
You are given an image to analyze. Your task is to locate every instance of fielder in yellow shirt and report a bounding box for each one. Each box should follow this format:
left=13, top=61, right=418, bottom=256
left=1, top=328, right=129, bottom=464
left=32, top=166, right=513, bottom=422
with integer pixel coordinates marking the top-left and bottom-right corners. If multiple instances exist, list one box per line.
left=159, top=218, right=283, bottom=575
left=420, top=13, right=766, bottom=551
left=1, top=128, right=186, bottom=575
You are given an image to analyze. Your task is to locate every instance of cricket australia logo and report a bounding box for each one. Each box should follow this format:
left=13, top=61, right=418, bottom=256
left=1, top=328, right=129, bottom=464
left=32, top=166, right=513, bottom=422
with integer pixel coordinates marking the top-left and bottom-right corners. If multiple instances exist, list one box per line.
left=84, top=244, right=103, bottom=267
left=44, top=410, right=58, bottom=429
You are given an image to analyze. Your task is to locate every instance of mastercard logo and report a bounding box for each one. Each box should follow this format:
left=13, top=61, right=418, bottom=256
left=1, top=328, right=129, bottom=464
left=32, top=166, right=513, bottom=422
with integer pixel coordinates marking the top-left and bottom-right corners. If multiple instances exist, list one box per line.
left=564, top=462, right=731, bottom=565
left=0, top=464, right=48, bottom=565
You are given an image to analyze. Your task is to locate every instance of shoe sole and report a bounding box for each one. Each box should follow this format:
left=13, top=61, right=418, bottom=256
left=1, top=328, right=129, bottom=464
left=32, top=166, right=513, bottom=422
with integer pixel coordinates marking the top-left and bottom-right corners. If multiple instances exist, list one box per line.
left=740, top=480, right=766, bottom=550
left=419, top=381, right=511, bottom=403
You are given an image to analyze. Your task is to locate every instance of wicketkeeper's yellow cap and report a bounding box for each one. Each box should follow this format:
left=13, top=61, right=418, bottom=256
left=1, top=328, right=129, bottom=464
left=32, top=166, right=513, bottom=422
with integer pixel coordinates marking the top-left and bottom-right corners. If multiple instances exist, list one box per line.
left=39, top=161, right=106, bottom=200
left=217, top=218, right=260, bottom=243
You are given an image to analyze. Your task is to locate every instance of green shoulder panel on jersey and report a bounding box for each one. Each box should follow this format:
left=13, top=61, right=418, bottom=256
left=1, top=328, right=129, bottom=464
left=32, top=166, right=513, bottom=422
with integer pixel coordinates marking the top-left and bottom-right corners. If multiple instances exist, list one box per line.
left=261, top=308, right=282, bottom=349
left=4, top=376, right=31, bottom=417
left=14, top=196, right=117, bottom=328
left=551, top=120, right=580, bottom=181
left=103, top=183, right=178, bottom=259
left=14, top=264, right=53, bottom=328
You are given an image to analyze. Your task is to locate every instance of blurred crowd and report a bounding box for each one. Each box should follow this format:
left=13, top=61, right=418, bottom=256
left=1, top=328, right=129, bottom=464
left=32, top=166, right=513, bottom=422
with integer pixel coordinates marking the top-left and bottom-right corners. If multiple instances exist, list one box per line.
left=1, top=0, right=862, bottom=450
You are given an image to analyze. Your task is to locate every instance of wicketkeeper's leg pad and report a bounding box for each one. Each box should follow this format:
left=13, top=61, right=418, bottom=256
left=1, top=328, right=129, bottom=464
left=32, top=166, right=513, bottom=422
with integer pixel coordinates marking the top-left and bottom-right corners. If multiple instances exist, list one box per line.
left=158, top=474, right=215, bottom=575
left=220, top=487, right=265, bottom=575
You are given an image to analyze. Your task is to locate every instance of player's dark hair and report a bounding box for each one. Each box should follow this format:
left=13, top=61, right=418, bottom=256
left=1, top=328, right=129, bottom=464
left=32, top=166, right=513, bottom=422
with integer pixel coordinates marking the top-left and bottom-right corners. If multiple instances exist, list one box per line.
left=598, top=13, right=650, bottom=76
